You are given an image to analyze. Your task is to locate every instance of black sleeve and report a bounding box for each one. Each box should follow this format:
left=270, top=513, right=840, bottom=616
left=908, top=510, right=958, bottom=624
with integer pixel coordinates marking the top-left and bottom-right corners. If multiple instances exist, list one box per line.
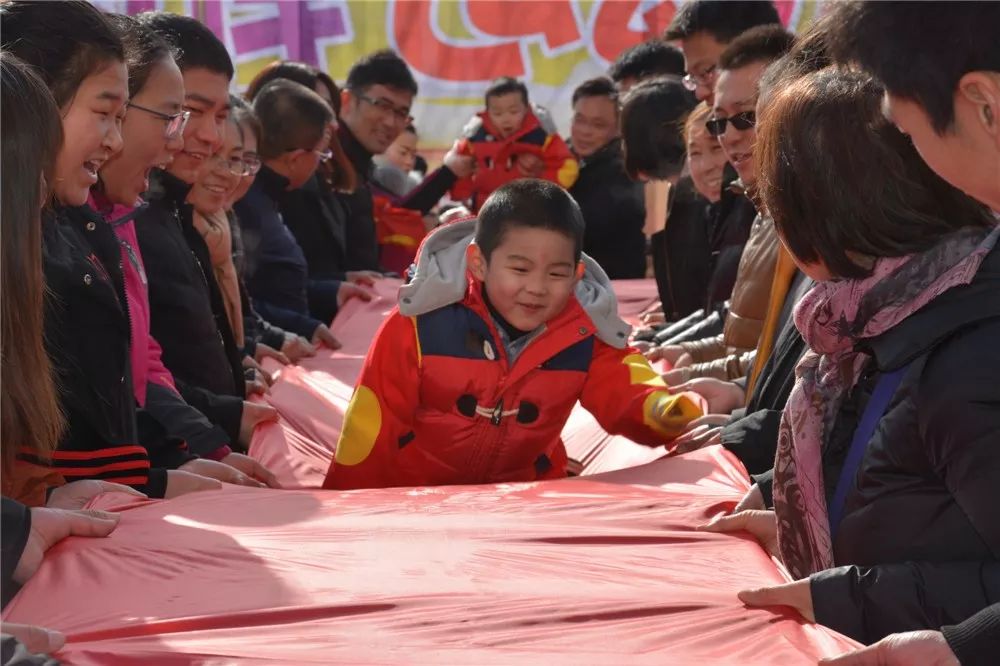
left=0, top=635, right=60, bottom=666
left=142, top=383, right=231, bottom=457
left=720, top=409, right=783, bottom=476
left=1, top=498, right=31, bottom=608
left=811, top=562, right=1000, bottom=644
left=252, top=298, right=322, bottom=340
left=399, top=166, right=457, bottom=214
left=174, top=379, right=244, bottom=447
left=943, top=603, right=1000, bottom=666
left=141, top=468, right=169, bottom=499
left=751, top=469, right=774, bottom=508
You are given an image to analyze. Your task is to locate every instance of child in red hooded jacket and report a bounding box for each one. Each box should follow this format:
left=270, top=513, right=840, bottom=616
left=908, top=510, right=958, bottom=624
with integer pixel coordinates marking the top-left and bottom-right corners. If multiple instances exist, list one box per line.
left=451, top=78, right=579, bottom=211
left=323, top=180, right=705, bottom=490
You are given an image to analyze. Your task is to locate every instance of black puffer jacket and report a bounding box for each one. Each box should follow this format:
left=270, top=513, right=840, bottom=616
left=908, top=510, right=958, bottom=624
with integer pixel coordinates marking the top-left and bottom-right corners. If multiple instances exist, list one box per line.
left=281, top=174, right=349, bottom=281
left=569, top=139, right=646, bottom=280
left=809, top=239, right=1000, bottom=644
left=134, top=170, right=245, bottom=443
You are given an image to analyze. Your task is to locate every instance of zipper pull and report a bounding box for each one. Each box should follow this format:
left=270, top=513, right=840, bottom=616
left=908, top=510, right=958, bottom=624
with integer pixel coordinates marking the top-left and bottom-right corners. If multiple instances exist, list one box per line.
left=491, top=398, right=504, bottom=426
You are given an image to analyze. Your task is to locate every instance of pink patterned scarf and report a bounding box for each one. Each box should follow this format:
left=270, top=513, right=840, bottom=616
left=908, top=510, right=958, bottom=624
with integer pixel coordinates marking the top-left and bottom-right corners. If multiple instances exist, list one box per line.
left=774, top=225, right=998, bottom=579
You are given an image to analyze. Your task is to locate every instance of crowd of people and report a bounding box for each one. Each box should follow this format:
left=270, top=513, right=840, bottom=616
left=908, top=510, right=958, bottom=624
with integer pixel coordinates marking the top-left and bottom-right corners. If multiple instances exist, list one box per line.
left=0, top=0, right=997, bottom=663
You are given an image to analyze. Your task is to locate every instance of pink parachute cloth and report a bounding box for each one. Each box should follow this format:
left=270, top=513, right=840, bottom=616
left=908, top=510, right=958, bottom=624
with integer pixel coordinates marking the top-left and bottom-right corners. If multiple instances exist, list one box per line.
left=3, top=448, right=858, bottom=663
left=2, top=280, right=860, bottom=662
left=249, top=279, right=674, bottom=489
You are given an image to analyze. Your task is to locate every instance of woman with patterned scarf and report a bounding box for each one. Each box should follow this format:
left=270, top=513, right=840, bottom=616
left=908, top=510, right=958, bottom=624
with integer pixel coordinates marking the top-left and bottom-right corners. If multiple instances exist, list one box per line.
left=702, top=67, right=1000, bottom=646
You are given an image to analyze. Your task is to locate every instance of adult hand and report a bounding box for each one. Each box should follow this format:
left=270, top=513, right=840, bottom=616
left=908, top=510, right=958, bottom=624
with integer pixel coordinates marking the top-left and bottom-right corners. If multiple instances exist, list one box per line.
left=221, top=452, right=281, bottom=488
left=46, top=480, right=146, bottom=511
left=515, top=153, right=544, bottom=177
left=820, top=630, right=959, bottom=666
left=662, top=367, right=692, bottom=385
left=443, top=140, right=476, bottom=178
left=673, top=352, right=694, bottom=369
left=245, top=377, right=269, bottom=397
left=738, top=578, right=815, bottom=623
left=670, top=417, right=726, bottom=454
left=180, top=457, right=265, bottom=488
left=238, top=401, right=279, bottom=446
left=0, top=623, right=66, bottom=654
left=243, top=356, right=274, bottom=386
left=164, top=470, right=224, bottom=498
left=699, top=509, right=779, bottom=557
left=631, top=340, right=654, bottom=353
left=647, top=344, right=686, bottom=365
left=345, top=270, right=382, bottom=287
left=254, top=343, right=290, bottom=366
left=735, top=484, right=766, bottom=512
left=337, top=282, right=374, bottom=307
left=672, top=378, right=745, bottom=414
left=311, top=324, right=342, bottom=350
left=282, top=334, right=316, bottom=362
left=640, top=311, right=666, bottom=326
left=13, top=507, right=120, bottom=584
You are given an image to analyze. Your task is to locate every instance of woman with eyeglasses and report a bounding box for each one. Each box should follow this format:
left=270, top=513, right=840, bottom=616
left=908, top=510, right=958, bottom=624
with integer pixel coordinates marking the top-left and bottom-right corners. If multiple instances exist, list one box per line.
left=94, top=14, right=279, bottom=490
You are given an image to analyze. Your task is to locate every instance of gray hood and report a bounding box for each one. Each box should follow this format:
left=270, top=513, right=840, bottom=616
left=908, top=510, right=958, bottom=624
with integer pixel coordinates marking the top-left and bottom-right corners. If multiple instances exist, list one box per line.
left=398, top=218, right=631, bottom=348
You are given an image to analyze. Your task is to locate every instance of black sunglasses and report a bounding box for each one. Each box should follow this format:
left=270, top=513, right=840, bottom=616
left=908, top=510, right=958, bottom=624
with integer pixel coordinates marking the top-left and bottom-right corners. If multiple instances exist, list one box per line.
left=705, top=111, right=756, bottom=137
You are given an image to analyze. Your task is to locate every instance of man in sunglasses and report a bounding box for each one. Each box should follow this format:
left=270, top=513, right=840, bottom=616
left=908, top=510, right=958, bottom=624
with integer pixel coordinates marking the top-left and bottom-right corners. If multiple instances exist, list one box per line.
left=336, top=50, right=475, bottom=273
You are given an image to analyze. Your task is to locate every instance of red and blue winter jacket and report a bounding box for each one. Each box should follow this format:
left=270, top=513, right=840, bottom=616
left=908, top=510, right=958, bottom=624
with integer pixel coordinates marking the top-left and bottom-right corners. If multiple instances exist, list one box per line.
left=323, top=219, right=705, bottom=490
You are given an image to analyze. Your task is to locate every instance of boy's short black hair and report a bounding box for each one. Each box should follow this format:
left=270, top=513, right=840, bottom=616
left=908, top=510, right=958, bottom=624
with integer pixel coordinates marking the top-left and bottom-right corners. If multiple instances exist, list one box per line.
left=136, top=11, right=234, bottom=80
left=620, top=76, right=696, bottom=181
left=828, top=1, right=1000, bottom=133
left=252, top=79, right=334, bottom=159
left=572, top=76, right=619, bottom=107
left=664, top=1, right=781, bottom=43
left=718, top=25, right=796, bottom=72
left=485, top=77, right=529, bottom=107
left=608, top=40, right=685, bottom=84
left=345, top=49, right=418, bottom=96
left=475, top=180, right=584, bottom=262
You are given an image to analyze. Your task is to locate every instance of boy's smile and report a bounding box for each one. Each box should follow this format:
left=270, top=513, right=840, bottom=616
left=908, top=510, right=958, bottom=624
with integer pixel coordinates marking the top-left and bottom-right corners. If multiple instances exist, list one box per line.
left=471, top=226, right=580, bottom=333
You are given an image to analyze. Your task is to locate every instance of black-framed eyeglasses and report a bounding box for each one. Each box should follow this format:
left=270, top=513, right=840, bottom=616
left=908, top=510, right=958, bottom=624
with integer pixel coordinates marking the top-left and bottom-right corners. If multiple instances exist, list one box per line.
left=351, top=90, right=413, bottom=124
left=706, top=110, right=756, bottom=137
left=682, top=65, right=717, bottom=92
left=127, top=102, right=190, bottom=140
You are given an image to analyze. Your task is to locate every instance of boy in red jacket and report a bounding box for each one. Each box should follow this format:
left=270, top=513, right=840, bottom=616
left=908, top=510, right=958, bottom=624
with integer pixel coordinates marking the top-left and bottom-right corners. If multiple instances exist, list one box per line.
left=323, top=180, right=705, bottom=490
left=451, top=78, right=579, bottom=211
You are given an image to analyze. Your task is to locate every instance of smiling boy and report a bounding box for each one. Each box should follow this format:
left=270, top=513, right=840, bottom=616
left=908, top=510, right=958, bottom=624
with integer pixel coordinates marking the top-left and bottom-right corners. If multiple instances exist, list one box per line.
left=324, top=179, right=705, bottom=490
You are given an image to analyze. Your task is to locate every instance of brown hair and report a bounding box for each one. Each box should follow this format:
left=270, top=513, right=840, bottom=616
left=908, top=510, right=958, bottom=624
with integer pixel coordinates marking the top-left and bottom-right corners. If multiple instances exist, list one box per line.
left=1, top=53, right=65, bottom=469
left=757, top=67, right=993, bottom=279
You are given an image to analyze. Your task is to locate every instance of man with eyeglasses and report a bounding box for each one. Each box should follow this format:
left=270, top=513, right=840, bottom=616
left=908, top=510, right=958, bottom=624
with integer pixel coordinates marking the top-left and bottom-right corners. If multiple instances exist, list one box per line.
left=664, top=0, right=780, bottom=106
left=336, top=50, right=475, bottom=272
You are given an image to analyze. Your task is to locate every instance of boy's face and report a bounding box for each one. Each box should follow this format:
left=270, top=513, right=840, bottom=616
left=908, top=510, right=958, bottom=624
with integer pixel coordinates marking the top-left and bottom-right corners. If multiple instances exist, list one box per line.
left=384, top=130, right=418, bottom=172
left=471, top=226, right=580, bottom=332
left=170, top=67, right=231, bottom=185
left=487, top=92, right=528, bottom=138
left=680, top=31, right=727, bottom=104
left=713, top=61, right=768, bottom=188
left=885, top=78, right=1000, bottom=211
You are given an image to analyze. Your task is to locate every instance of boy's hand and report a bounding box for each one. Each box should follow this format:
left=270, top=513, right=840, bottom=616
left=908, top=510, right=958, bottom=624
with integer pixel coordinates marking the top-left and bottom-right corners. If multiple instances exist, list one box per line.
left=444, top=140, right=476, bottom=178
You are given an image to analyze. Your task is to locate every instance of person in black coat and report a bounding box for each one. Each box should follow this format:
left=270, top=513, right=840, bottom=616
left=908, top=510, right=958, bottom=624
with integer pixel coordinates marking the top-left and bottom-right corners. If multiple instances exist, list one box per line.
left=336, top=50, right=474, bottom=271
left=707, top=68, right=1000, bottom=646
left=567, top=77, right=646, bottom=280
